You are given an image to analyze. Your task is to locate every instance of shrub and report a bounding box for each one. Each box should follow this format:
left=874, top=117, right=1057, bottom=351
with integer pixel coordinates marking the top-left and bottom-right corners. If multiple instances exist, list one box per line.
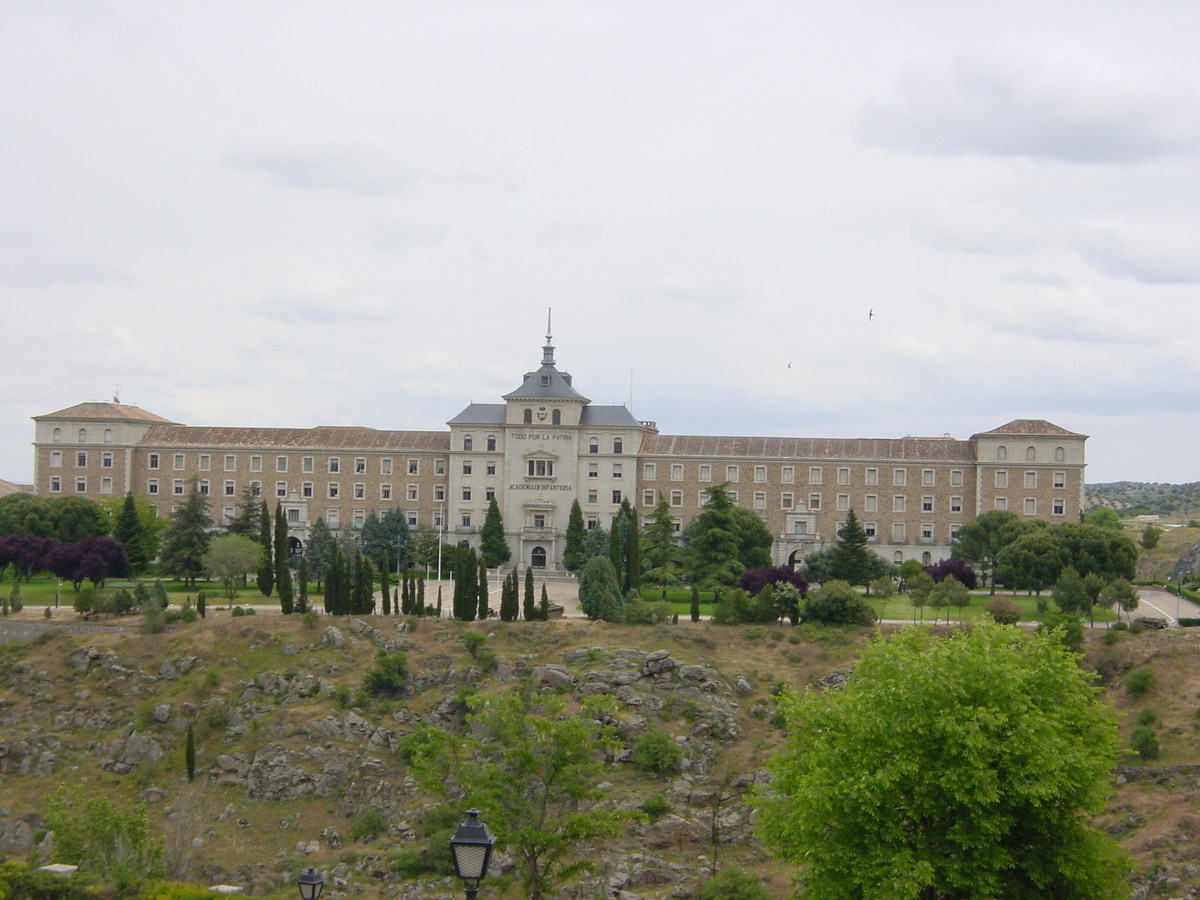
left=1101, top=629, right=1120, bottom=646
left=463, top=631, right=486, bottom=658
left=1130, top=726, right=1160, bottom=760
left=803, top=581, right=876, bottom=626
left=630, top=728, right=684, bottom=775
left=1137, top=708, right=1157, bottom=727
left=363, top=651, right=408, bottom=698
left=1179, top=618, right=1200, bottom=628
left=1126, top=668, right=1155, bottom=698
left=303, top=609, right=318, bottom=629
left=984, top=596, right=1022, bottom=625
left=699, top=866, right=771, bottom=900
left=640, top=793, right=672, bottom=822
left=350, top=808, right=387, bottom=842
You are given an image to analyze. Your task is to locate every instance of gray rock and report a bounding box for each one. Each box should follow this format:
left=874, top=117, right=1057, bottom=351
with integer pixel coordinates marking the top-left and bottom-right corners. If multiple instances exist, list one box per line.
left=677, top=665, right=710, bottom=683
left=733, top=676, right=753, bottom=695
left=151, top=703, right=172, bottom=723
left=531, top=665, right=574, bottom=689
left=320, top=627, right=345, bottom=649
left=158, top=659, right=181, bottom=681
left=643, top=650, right=675, bottom=676
left=66, top=648, right=95, bottom=673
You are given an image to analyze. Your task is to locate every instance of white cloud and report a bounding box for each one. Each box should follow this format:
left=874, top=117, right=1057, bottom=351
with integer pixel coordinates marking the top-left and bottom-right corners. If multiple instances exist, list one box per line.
left=854, top=40, right=1200, bottom=163
left=1073, top=218, right=1200, bottom=284
left=964, top=285, right=1160, bottom=345
left=251, top=271, right=395, bottom=323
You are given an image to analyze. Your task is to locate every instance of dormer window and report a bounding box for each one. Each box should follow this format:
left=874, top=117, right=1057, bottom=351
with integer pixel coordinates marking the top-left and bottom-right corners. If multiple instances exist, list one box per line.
left=540, top=374, right=551, bottom=386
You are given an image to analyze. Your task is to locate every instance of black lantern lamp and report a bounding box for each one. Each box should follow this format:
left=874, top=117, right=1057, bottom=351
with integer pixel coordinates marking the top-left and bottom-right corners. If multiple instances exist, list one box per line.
left=449, top=809, right=495, bottom=899
left=297, top=867, right=324, bottom=900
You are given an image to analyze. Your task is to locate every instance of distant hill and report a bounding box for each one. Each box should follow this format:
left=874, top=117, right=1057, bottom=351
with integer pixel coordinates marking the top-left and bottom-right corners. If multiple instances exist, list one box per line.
left=1086, top=481, right=1200, bottom=517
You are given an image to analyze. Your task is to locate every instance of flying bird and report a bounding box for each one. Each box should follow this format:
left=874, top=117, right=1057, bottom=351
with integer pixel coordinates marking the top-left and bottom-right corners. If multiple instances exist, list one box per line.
left=868, top=308, right=874, bottom=320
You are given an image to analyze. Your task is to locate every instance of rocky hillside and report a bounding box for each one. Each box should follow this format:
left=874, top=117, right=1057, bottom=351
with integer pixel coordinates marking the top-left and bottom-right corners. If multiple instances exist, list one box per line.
left=0, top=613, right=1199, bottom=899
left=1087, top=482, right=1200, bottom=518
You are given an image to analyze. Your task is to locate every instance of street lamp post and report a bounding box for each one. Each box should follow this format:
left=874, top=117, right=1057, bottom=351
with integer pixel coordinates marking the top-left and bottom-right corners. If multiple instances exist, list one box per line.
left=449, top=809, right=494, bottom=900
left=297, top=867, right=324, bottom=900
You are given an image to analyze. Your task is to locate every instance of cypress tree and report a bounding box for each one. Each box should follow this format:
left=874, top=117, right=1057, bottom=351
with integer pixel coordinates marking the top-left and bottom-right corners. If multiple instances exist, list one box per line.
left=609, top=519, right=623, bottom=580
left=564, top=499, right=586, bottom=573
left=477, top=555, right=490, bottom=620
left=456, top=550, right=478, bottom=621
left=499, top=570, right=517, bottom=622
left=523, top=565, right=536, bottom=621
left=326, top=545, right=342, bottom=614
left=115, top=492, right=148, bottom=574
left=437, top=584, right=443, bottom=618
left=185, top=723, right=196, bottom=782
left=690, top=584, right=701, bottom=622
left=296, top=557, right=309, bottom=614
left=480, top=498, right=511, bottom=568
left=417, top=571, right=426, bottom=616
left=257, top=500, right=274, bottom=596
left=197, top=591, right=206, bottom=619
left=540, top=583, right=550, bottom=620
left=624, top=508, right=641, bottom=593
left=275, top=504, right=293, bottom=614
left=380, top=554, right=391, bottom=615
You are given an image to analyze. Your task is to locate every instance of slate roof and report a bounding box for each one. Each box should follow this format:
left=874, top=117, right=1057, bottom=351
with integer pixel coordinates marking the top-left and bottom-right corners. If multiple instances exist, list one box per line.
left=34, top=402, right=178, bottom=424
left=138, top=425, right=450, bottom=452
left=502, top=364, right=590, bottom=402
left=447, top=404, right=507, bottom=426
left=638, top=434, right=975, bottom=462
left=581, top=406, right=641, bottom=427
left=974, top=419, right=1085, bottom=438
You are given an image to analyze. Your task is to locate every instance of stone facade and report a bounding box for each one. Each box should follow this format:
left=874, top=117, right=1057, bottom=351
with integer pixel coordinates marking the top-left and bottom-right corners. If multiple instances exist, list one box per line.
left=30, top=339, right=1087, bottom=571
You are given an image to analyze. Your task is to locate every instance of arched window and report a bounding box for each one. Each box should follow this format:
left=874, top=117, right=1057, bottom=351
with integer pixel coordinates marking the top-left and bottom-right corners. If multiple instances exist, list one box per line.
left=552, top=409, right=561, bottom=425
left=613, top=438, right=623, bottom=454
left=52, top=428, right=61, bottom=442
left=1026, top=446, right=1036, bottom=461
left=103, top=429, right=113, bottom=443
left=463, top=435, right=473, bottom=451
left=486, top=435, right=496, bottom=451
left=921, top=551, right=932, bottom=566
left=589, top=438, right=599, bottom=454
left=524, top=408, right=533, bottom=424
left=531, top=546, right=547, bottom=569
left=78, top=428, right=87, bottom=442
left=996, top=445, right=1007, bottom=460
left=893, top=551, right=904, bottom=565
left=459, top=540, right=471, bottom=550
left=1054, top=446, right=1065, bottom=462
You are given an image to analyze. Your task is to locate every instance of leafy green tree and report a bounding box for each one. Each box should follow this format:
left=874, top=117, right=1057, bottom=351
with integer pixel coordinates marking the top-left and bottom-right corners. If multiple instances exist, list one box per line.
left=46, top=496, right=110, bottom=542
left=256, top=499, right=273, bottom=596
left=362, top=507, right=410, bottom=571
left=159, top=479, right=212, bottom=589
left=1100, top=578, right=1139, bottom=625
left=45, top=786, right=165, bottom=888
left=802, top=580, right=876, bottom=626
left=1084, top=507, right=1123, bottom=530
left=305, top=515, right=334, bottom=591
left=203, top=533, right=262, bottom=599
left=409, top=690, right=625, bottom=900
left=996, top=529, right=1066, bottom=594
left=480, top=498, right=511, bottom=568
left=931, top=576, right=970, bottom=623
left=1049, top=523, right=1138, bottom=582
left=685, top=484, right=745, bottom=587
left=1141, top=524, right=1163, bottom=550
left=114, top=493, right=149, bottom=573
left=1052, top=566, right=1089, bottom=616
left=579, top=555, right=623, bottom=619
left=642, top=498, right=682, bottom=587
left=907, top=570, right=934, bottom=622
left=758, top=623, right=1130, bottom=900
left=0, top=493, right=54, bottom=537
left=952, top=509, right=1029, bottom=594
left=827, top=509, right=874, bottom=586
left=564, top=500, right=586, bottom=573
left=408, top=526, right=441, bottom=569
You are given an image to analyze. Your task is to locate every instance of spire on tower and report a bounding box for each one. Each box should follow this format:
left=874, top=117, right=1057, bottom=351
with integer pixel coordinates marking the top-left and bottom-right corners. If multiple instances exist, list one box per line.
left=542, top=307, right=555, bottom=366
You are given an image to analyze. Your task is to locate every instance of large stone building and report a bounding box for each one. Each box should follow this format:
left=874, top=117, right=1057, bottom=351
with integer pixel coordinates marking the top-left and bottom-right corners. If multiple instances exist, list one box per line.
left=30, top=335, right=1087, bottom=571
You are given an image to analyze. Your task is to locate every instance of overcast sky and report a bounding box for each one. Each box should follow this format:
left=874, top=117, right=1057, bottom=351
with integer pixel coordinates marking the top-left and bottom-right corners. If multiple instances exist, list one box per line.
left=2, top=1, right=1198, bottom=486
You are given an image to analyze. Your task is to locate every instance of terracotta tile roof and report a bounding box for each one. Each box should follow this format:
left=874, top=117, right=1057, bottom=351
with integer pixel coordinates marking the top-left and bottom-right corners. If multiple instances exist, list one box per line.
left=974, top=419, right=1085, bottom=438
left=35, top=402, right=178, bottom=424
left=638, top=434, right=975, bottom=462
left=139, top=425, right=451, bottom=452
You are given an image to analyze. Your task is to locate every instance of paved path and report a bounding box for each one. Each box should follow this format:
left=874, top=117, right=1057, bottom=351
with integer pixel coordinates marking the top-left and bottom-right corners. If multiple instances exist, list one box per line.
left=1137, top=588, right=1200, bottom=625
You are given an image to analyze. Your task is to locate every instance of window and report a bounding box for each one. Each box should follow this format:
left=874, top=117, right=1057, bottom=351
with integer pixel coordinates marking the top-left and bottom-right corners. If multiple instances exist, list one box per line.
left=699, top=491, right=711, bottom=507
left=893, top=495, right=906, bottom=512
left=892, top=522, right=906, bottom=542
left=613, top=439, right=623, bottom=454
left=893, top=468, right=906, bottom=486
left=611, top=489, right=622, bottom=504
left=589, top=438, right=599, bottom=454
left=727, top=490, right=738, bottom=504
left=837, top=494, right=849, bottom=511
left=552, top=410, right=561, bottom=425
left=302, top=482, right=313, bottom=498
left=950, top=469, right=963, bottom=487
left=147, top=478, right=158, bottom=494
left=754, top=492, right=766, bottom=509
left=1024, top=471, right=1037, bottom=489
left=922, top=469, right=934, bottom=486
left=864, top=522, right=876, bottom=540
left=287, top=508, right=300, bottom=524
left=434, top=511, right=444, bottom=528
left=837, top=467, right=850, bottom=485
left=199, top=480, right=210, bottom=495
left=533, top=513, right=546, bottom=529
left=950, top=496, right=963, bottom=513
left=808, top=493, right=821, bottom=510
left=794, top=521, right=808, bottom=535
left=781, top=492, right=794, bottom=509
left=380, top=458, right=393, bottom=475
left=407, top=513, right=418, bottom=527
left=1024, top=498, right=1037, bottom=515
left=486, top=435, right=496, bottom=452
left=699, top=465, right=712, bottom=482
left=588, top=463, right=598, bottom=478
left=1055, top=446, right=1065, bottom=462
left=327, top=510, right=339, bottom=528
left=224, top=480, right=236, bottom=496
left=997, top=445, right=1007, bottom=460
left=75, top=477, right=87, bottom=493
left=103, top=428, right=112, bottom=443
left=52, top=428, right=61, bottom=442
left=49, top=476, right=61, bottom=492
left=921, top=523, right=933, bottom=542
left=864, top=494, right=878, bottom=512
left=586, top=516, right=598, bottom=530
left=524, top=409, right=533, bottom=424
left=380, top=484, right=392, bottom=500
left=274, top=481, right=287, bottom=497
left=1053, top=499, right=1065, bottom=516
left=435, top=459, right=446, bottom=475
left=644, top=463, right=657, bottom=480
left=612, top=464, right=622, bottom=478
left=250, top=455, right=262, bottom=472
left=754, top=466, right=767, bottom=483
left=463, top=461, right=473, bottom=475
left=485, top=487, right=495, bottom=501
left=894, top=551, right=904, bottom=565
left=463, top=436, right=473, bottom=451
left=527, top=460, right=555, bottom=477
left=78, top=428, right=87, bottom=442
left=76, top=451, right=88, bottom=467
left=995, top=497, right=1008, bottom=511
left=327, top=457, right=340, bottom=473
left=275, top=456, right=286, bottom=473
left=782, top=466, right=794, bottom=484
left=995, top=470, right=1008, bottom=488
left=328, top=483, right=339, bottom=499
left=355, top=458, right=366, bottom=474
left=407, top=484, right=419, bottom=500
left=224, top=455, right=236, bottom=471
left=1026, top=446, right=1036, bottom=461
left=407, top=459, right=419, bottom=475
left=249, top=481, right=261, bottom=497
left=643, top=490, right=656, bottom=506
left=809, top=467, right=822, bottom=484
left=435, top=485, right=445, bottom=501
left=353, top=510, right=365, bottom=528
left=96, top=451, right=110, bottom=469
left=353, top=483, right=365, bottom=499
left=670, top=490, right=683, bottom=507
left=295, top=456, right=310, bottom=474
left=49, top=450, right=61, bottom=468
left=587, top=490, right=598, bottom=504
left=671, top=464, right=684, bottom=481
left=1053, top=471, right=1066, bottom=489
left=462, top=488, right=472, bottom=501
left=148, top=453, right=160, bottom=470
left=726, top=465, right=739, bottom=482
left=922, top=496, right=934, bottom=512
left=173, top=479, right=184, bottom=495
left=486, top=461, right=496, bottom=476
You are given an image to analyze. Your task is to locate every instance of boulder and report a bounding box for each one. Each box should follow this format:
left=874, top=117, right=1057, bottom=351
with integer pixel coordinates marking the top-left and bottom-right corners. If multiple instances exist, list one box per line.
left=320, top=627, right=345, bottom=649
